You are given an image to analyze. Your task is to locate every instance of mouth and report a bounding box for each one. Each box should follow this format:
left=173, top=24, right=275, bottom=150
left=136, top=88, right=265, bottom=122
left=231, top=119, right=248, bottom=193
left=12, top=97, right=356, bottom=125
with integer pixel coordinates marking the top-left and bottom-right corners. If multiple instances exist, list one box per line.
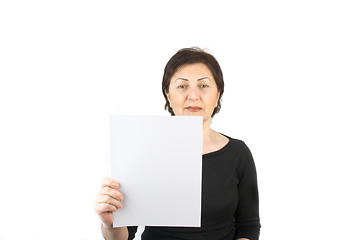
left=186, top=106, right=203, bottom=112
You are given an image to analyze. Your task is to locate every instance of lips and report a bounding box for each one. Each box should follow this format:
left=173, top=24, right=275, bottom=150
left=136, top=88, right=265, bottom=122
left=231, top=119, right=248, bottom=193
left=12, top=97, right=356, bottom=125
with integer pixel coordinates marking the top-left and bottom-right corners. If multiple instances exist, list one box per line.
left=186, top=106, right=202, bottom=112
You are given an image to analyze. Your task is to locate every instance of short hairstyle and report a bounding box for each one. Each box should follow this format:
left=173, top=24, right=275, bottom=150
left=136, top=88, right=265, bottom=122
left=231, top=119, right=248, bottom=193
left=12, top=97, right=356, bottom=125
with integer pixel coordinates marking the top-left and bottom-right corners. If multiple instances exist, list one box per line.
left=162, top=47, right=224, bottom=117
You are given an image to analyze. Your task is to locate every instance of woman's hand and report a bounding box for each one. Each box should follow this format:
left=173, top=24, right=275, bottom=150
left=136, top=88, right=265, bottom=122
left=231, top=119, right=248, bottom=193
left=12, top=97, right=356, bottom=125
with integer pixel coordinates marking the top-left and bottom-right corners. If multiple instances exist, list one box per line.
left=94, top=178, right=124, bottom=227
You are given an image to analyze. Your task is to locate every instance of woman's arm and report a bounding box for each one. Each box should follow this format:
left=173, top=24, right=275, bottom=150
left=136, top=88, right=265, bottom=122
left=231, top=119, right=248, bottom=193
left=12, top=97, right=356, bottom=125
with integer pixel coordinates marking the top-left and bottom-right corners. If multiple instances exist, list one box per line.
left=234, top=142, right=261, bottom=240
left=101, top=224, right=129, bottom=240
left=95, top=178, right=129, bottom=240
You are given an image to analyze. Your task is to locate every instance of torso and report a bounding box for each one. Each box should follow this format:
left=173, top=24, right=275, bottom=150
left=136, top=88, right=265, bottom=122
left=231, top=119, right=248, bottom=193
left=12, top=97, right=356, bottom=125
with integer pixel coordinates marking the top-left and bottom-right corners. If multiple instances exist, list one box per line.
left=140, top=137, right=251, bottom=240
left=128, top=137, right=261, bottom=240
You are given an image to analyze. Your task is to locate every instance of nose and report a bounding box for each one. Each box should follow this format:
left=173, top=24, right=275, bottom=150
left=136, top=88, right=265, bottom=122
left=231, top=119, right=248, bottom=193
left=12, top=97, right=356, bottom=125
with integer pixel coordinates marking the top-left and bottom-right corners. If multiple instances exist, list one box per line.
left=187, top=87, right=200, bottom=101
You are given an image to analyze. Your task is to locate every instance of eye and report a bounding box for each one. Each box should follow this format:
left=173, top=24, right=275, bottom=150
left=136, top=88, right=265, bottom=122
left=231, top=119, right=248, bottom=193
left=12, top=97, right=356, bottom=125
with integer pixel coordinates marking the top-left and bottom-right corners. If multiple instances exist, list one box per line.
left=177, top=85, right=187, bottom=89
left=199, top=84, right=209, bottom=88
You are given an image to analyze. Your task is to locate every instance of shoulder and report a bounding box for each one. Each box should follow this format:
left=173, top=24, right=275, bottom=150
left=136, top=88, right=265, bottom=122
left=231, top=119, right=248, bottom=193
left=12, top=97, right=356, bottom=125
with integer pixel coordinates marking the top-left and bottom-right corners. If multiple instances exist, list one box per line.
left=222, top=135, right=254, bottom=160
left=222, top=135, right=248, bottom=150
left=224, top=137, right=258, bottom=177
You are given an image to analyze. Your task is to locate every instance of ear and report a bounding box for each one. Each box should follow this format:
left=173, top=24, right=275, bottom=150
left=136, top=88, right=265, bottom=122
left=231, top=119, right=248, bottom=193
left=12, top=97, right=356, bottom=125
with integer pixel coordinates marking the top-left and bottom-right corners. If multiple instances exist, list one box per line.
left=166, top=92, right=171, bottom=107
left=216, top=92, right=220, bottom=107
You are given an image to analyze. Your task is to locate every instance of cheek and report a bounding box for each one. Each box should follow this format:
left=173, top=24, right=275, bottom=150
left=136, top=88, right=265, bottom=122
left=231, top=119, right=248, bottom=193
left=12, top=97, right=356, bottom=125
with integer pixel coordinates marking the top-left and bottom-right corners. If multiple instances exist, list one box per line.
left=168, top=93, right=184, bottom=107
left=172, top=98, right=185, bottom=108
left=206, top=92, right=220, bottom=107
left=169, top=89, right=184, bottom=100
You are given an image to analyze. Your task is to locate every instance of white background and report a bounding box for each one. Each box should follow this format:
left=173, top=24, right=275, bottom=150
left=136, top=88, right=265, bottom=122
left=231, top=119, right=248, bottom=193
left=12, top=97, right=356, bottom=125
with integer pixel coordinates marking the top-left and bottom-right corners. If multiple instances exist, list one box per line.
left=0, top=1, right=359, bottom=239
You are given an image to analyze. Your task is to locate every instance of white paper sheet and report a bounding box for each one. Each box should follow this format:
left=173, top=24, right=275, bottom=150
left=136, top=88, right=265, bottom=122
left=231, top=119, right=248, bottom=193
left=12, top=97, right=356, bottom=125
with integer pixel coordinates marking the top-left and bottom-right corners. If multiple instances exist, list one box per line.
left=109, top=116, right=202, bottom=227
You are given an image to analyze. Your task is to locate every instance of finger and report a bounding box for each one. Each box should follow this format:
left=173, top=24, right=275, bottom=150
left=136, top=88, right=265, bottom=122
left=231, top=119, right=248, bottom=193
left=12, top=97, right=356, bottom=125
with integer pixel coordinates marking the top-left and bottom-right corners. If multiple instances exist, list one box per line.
left=101, top=186, right=124, bottom=202
left=97, top=194, right=123, bottom=210
left=95, top=202, right=118, bottom=215
left=102, top=177, right=119, bottom=189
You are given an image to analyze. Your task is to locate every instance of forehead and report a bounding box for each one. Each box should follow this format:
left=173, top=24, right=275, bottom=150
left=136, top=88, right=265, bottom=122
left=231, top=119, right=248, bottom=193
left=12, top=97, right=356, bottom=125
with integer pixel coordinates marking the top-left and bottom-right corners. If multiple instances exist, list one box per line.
left=172, top=63, right=214, bottom=79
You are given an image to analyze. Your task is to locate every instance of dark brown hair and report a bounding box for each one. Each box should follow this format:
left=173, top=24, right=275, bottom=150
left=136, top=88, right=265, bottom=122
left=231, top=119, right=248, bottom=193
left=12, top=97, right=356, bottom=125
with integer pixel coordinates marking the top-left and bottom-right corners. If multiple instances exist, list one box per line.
left=162, top=47, right=224, bottom=117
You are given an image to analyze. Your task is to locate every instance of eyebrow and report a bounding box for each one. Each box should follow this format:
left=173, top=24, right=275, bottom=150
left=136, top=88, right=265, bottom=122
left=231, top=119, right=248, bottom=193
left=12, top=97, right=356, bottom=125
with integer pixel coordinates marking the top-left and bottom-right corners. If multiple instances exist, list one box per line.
left=176, top=77, right=211, bottom=81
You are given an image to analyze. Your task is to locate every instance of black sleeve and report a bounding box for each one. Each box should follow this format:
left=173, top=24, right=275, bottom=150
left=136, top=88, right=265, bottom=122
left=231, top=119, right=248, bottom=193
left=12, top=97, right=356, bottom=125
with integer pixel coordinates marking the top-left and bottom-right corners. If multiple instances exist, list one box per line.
left=127, top=226, right=138, bottom=240
left=234, top=142, right=261, bottom=240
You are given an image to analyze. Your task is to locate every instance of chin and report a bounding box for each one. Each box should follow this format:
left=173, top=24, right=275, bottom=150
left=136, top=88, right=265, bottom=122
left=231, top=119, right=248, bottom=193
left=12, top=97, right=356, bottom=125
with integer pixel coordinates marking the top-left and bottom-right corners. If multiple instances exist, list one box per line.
left=183, top=111, right=203, bottom=116
left=175, top=112, right=202, bottom=117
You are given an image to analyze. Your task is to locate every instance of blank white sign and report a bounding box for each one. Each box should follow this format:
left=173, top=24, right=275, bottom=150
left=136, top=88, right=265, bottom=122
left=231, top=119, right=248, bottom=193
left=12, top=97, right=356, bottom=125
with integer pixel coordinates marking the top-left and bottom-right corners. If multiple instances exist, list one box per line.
left=110, top=116, right=203, bottom=227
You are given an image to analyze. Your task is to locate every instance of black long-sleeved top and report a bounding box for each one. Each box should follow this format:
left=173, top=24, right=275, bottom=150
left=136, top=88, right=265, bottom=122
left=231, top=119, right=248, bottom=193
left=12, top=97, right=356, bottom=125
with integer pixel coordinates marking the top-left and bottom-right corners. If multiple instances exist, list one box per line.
left=127, top=137, right=261, bottom=240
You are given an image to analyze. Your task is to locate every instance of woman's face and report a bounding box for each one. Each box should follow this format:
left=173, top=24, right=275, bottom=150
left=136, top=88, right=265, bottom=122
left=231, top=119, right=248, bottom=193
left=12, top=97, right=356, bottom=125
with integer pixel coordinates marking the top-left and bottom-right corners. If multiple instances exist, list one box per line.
left=166, top=63, right=220, bottom=122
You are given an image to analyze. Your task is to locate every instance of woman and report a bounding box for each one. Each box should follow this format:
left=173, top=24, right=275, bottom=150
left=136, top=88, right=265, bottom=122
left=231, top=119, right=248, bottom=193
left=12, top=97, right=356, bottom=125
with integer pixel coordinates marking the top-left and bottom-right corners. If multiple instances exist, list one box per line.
left=95, top=47, right=261, bottom=240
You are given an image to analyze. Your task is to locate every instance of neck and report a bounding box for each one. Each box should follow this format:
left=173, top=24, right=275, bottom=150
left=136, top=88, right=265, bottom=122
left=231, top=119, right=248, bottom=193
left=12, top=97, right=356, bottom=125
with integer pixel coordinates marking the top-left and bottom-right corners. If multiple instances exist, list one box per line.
left=202, top=118, right=213, bottom=144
